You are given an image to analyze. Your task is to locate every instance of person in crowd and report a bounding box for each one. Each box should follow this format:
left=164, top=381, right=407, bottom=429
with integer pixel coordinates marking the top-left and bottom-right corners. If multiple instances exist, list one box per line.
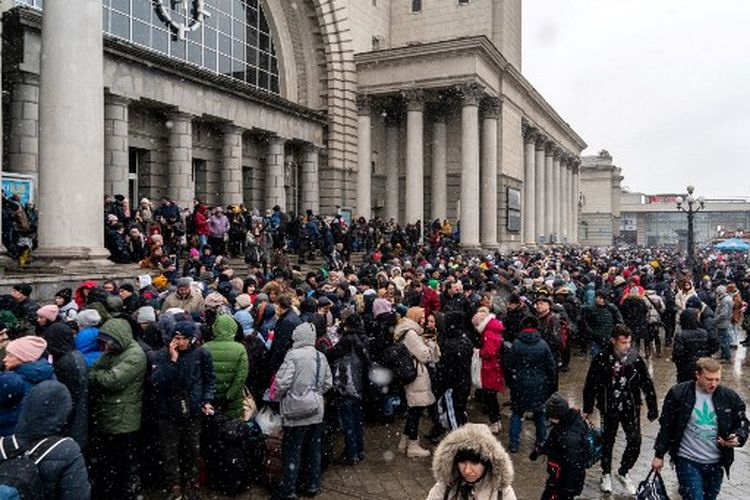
left=10, top=283, right=39, bottom=324
left=581, top=290, right=623, bottom=357
left=714, top=285, right=734, bottom=363
left=582, top=324, right=659, bottom=495
left=472, top=307, right=505, bottom=434
left=620, top=286, right=649, bottom=352
left=534, top=296, right=563, bottom=374
left=396, top=306, right=440, bottom=458
left=88, top=318, right=147, bottom=499
left=274, top=322, right=333, bottom=500
left=437, top=311, right=473, bottom=431
left=151, top=320, right=216, bottom=499
left=54, top=288, right=79, bottom=322
left=504, top=316, right=557, bottom=453
left=652, top=357, right=748, bottom=500
left=426, top=423, right=517, bottom=500
left=0, top=335, right=54, bottom=436
left=0, top=381, right=91, bottom=499
left=673, top=309, right=720, bottom=383
left=161, top=277, right=206, bottom=314
left=267, top=294, right=302, bottom=378
left=35, top=304, right=60, bottom=336
left=203, top=314, right=248, bottom=419
left=502, top=293, right=533, bottom=344
left=74, top=309, right=103, bottom=367
left=530, top=393, right=588, bottom=500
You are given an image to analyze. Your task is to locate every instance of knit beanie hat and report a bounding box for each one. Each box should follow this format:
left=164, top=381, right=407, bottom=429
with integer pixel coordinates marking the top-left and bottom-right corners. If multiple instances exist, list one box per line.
left=544, top=392, right=570, bottom=420
left=75, top=309, right=101, bottom=329
left=136, top=306, right=156, bottom=324
left=6, top=336, right=47, bottom=363
left=235, top=294, right=252, bottom=310
left=36, top=305, right=59, bottom=323
left=54, top=288, right=73, bottom=304
left=205, top=292, right=228, bottom=309
left=12, top=284, right=32, bottom=297
left=174, top=321, right=197, bottom=338
left=372, top=298, right=393, bottom=318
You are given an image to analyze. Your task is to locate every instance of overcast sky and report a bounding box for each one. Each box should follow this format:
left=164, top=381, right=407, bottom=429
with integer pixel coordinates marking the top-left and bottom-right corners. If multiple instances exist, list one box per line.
left=522, top=0, right=750, bottom=198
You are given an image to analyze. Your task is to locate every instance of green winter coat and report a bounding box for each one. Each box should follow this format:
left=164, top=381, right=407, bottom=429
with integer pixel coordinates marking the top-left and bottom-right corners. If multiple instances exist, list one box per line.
left=204, top=315, right=249, bottom=418
left=89, top=318, right=146, bottom=434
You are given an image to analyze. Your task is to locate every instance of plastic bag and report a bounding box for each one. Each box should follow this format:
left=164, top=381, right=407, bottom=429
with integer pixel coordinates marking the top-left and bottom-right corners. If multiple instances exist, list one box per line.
left=636, top=469, right=670, bottom=500
left=471, top=348, right=482, bottom=389
left=255, top=406, right=282, bottom=436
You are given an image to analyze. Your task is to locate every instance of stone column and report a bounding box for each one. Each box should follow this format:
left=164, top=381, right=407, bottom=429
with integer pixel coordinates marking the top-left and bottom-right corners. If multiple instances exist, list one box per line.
left=403, top=89, right=424, bottom=224
left=480, top=97, right=500, bottom=248
left=534, top=136, right=547, bottom=243
left=569, top=161, right=576, bottom=241
left=356, top=95, right=372, bottom=219
left=384, top=114, right=400, bottom=223
left=300, top=145, right=320, bottom=214
left=221, top=124, right=243, bottom=206
left=459, top=84, right=482, bottom=248
left=560, top=160, right=570, bottom=243
left=544, top=145, right=555, bottom=242
left=0, top=21, right=4, bottom=259
left=431, top=113, right=447, bottom=223
left=36, top=0, right=108, bottom=261
left=265, top=136, right=286, bottom=211
left=573, top=163, right=580, bottom=242
left=523, top=128, right=537, bottom=245
left=104, top=94, right=130, bottom=198
left=7, top=72, right=40, bottom=175
left=553, top=150, right=562, bottom=242
left=166, top=112, right=194, bottom=210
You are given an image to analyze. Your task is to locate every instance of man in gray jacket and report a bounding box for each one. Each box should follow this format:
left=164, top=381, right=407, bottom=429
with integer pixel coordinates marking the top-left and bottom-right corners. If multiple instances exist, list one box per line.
left=275, top=322, right=332, bottom=500
left=714, top=285, right=734, bottom=362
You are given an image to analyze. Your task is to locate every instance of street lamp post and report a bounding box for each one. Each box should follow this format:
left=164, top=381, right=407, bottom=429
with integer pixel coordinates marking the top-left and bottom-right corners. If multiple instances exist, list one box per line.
left=675, top=185, right=706, bottom=268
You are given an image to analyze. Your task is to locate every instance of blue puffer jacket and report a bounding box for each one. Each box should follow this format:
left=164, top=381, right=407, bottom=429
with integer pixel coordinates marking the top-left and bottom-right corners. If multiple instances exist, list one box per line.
left=504, top=329, right=557, bottom=413
left=74, top=326, right=103, bottom=367
left=0, top=380, right=90, bottom=499
left=0, top=360, right=56, bottom=436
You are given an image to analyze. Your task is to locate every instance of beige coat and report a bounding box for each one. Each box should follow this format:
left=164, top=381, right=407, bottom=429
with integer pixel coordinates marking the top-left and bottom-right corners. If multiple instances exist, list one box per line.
left=160, top=289, right=205, bottom=314
left=394, top=318, right=439, bottom=408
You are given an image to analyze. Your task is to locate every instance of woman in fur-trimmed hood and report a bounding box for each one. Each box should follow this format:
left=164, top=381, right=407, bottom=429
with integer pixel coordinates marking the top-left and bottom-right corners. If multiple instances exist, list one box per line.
left=427, top=423, right=517, bottom=500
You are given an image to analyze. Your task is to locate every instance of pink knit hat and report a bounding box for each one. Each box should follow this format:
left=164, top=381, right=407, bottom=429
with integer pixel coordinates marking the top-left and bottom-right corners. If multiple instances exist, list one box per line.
left=6, top=336, right=48, bottom=363
left=36, top=304, right=59, bottom=323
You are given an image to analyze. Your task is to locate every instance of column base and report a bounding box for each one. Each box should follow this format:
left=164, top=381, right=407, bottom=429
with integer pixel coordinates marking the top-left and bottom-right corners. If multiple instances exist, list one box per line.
left=31, top=246, right=113, bottom=272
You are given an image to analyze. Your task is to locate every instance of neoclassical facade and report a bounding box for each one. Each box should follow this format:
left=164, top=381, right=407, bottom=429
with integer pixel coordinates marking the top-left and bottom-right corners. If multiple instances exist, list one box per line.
left=1, top=0, right=586, bottom=259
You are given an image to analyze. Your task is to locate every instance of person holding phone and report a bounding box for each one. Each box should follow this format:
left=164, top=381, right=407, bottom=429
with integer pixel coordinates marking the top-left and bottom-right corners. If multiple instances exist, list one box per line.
left=652, top=357, right=749, bottom=500
left=151, top=321, right=216, bottom=499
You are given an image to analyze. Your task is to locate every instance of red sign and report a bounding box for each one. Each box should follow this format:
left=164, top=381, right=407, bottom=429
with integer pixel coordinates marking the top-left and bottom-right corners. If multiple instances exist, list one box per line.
left=646, top=195, right=680, bottom=204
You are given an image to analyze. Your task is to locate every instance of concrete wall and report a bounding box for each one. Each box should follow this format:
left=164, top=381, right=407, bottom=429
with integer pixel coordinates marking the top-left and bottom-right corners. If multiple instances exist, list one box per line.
left=347, top=0, right=390, bottom=54
left=492, top=0, right=522, bottom=70
left=390, top=0, right=493, bottom=49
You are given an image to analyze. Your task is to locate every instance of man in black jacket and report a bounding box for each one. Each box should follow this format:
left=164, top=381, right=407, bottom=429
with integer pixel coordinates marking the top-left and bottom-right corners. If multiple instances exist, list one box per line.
left=651, top=357, right=748, bottom=500
left=582, top=324, right=658, bottom=495
left=267, top=294, right=302, bottom=377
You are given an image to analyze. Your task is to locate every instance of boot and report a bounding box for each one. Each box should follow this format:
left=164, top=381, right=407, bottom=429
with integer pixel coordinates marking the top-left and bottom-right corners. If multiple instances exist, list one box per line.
left=406, top=440, right=430, bottom=458
left=398, top=435, right=408, bottom=454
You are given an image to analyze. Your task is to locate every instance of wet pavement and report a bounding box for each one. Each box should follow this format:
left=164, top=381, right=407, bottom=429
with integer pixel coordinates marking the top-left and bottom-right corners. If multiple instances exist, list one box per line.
left=232, top=344, right=750, bottom=499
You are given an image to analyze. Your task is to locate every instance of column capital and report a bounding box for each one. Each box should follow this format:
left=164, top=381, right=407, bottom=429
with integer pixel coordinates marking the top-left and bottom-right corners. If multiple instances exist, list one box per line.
left=455, top=83, right=484, bottom=107
left=545, top=141, right=556, bottom=156
left=535, top=134, right=549, bottom=151
left=401, top=88, right=425, bottom=111
left=222, top=123, right=244, bottom=136
left=523, top=123, right=539, bottom=142
left=167, top=110, right=192, bottom=122
left=553, top=146, right=564, bottom=160
left=481, top=96, right=502, bottom=119
left=302, top=143, right=319, bottom=155
left=104, top=93, right=131, bottom=106
left=356, top=94, right=372, bottom=115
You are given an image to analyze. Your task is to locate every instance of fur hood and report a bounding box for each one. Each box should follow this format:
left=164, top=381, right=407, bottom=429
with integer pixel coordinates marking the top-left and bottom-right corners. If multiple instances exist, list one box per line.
left=432, top=424, right=514, bottom=492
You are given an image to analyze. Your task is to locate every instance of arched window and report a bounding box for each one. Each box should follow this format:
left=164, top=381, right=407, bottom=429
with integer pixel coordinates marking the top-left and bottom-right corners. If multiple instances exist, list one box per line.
left=96, top=0, right=281, bottom=94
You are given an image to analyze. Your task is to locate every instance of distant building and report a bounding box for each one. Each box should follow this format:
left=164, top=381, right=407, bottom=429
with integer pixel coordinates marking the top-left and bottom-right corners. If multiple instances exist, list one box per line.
left=578, top=150, right=623, bottom=246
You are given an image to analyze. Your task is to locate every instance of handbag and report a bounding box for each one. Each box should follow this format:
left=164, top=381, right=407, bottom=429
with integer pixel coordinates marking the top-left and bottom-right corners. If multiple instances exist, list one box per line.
left=471, top=348, right=483, bottom=389
left=636, top=469, right=670, bottom=500
left=241, top=387, right=257, bottom=422
left=280, top=352, right=322, bottom=421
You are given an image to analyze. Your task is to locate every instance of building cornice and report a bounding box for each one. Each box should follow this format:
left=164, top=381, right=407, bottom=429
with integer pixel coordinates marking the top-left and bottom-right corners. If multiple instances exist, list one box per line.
left=356, top=35, right=587, bottom=150
left=4, top=6, right=327, bottom=126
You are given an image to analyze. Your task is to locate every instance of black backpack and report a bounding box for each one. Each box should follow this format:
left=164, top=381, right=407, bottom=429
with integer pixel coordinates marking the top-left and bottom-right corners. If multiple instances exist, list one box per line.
left=382, top=340, right=417, bottom=385
left=0, top=436, right=70, bottom=500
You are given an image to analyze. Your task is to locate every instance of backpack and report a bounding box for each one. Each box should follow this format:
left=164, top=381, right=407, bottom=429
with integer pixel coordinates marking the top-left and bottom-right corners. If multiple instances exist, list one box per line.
left=0, top=436, right=70, bottom=500
left=382, top=340, right=417, bottom=385
left=584, top=423, right=604, bottom=469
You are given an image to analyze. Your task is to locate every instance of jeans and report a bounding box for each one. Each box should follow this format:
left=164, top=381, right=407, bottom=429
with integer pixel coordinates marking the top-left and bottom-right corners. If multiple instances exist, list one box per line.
left=601, top=406, right=641, bottom=475
left=508, top=409, right=546, bottom=450
left=404, top=406, right=426, bottom=440
left=718, top=328, right=731, bottom=360
left=198, top=234, right=208, bottom=250
left=158, top=417, right=201, bottom=487
left=338, top=397, right=364, bottom=461
left=277, top=423, right=323, bottom=499
left=675, top=456, right=723, bottom=500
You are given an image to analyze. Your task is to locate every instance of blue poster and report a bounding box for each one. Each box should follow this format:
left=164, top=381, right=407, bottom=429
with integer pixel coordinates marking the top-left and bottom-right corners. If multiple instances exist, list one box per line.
left=2, top=175, right=34, bottom=206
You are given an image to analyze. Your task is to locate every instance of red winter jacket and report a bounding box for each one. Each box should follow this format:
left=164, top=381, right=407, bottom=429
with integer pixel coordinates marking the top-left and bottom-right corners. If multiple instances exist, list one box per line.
left=421, top=285, right=442, bottom=318
left=478, top=316, right=505, bottom=393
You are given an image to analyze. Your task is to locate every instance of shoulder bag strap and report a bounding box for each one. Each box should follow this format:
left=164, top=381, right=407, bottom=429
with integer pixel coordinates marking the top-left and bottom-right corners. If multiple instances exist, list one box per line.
left=315, top=352, right=321, bottom=389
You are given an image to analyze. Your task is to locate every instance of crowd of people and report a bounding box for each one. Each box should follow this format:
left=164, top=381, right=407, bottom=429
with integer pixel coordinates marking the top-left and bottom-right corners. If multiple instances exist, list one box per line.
left=0, top=202, right=749, bottom=499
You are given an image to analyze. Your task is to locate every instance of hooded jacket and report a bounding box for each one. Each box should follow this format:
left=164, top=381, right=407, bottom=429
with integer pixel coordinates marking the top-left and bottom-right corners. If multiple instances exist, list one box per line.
left=537, top=408, right=588, bottom=497
left=1, top=380, right=90, bottom=500
left=276, top=323, right=332, bottom=426
left=0, top=358, right=55, bottom=436
left=504, top=329, right=557, bottom=413
left=89, top=319, right=147, bottom=434
left=394, top=318, right=439, bottom=407
left=475, top=314, right=505, bottom=393
left=43, top=323, right=88, bottom=449
left=426, top=423, right=516, bottom=500
left=672, top=311, right=720, bottom=383
left=74, top=325, right=103, bottom=367
left=203, top=315, right=249, bottom=418
left=161, top=288, right=205, bottom=314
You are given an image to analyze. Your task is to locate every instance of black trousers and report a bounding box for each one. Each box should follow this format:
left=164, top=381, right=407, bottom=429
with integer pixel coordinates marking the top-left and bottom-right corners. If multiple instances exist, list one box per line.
left=476, top=388, right=501, bottom=423
left=601, top=406, right=642, bottom=475
left=158, top=417, right=202, bottom=487
left=404, top=406, right=426, bottom=440
left=89, top=431, right=141, bottom=500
